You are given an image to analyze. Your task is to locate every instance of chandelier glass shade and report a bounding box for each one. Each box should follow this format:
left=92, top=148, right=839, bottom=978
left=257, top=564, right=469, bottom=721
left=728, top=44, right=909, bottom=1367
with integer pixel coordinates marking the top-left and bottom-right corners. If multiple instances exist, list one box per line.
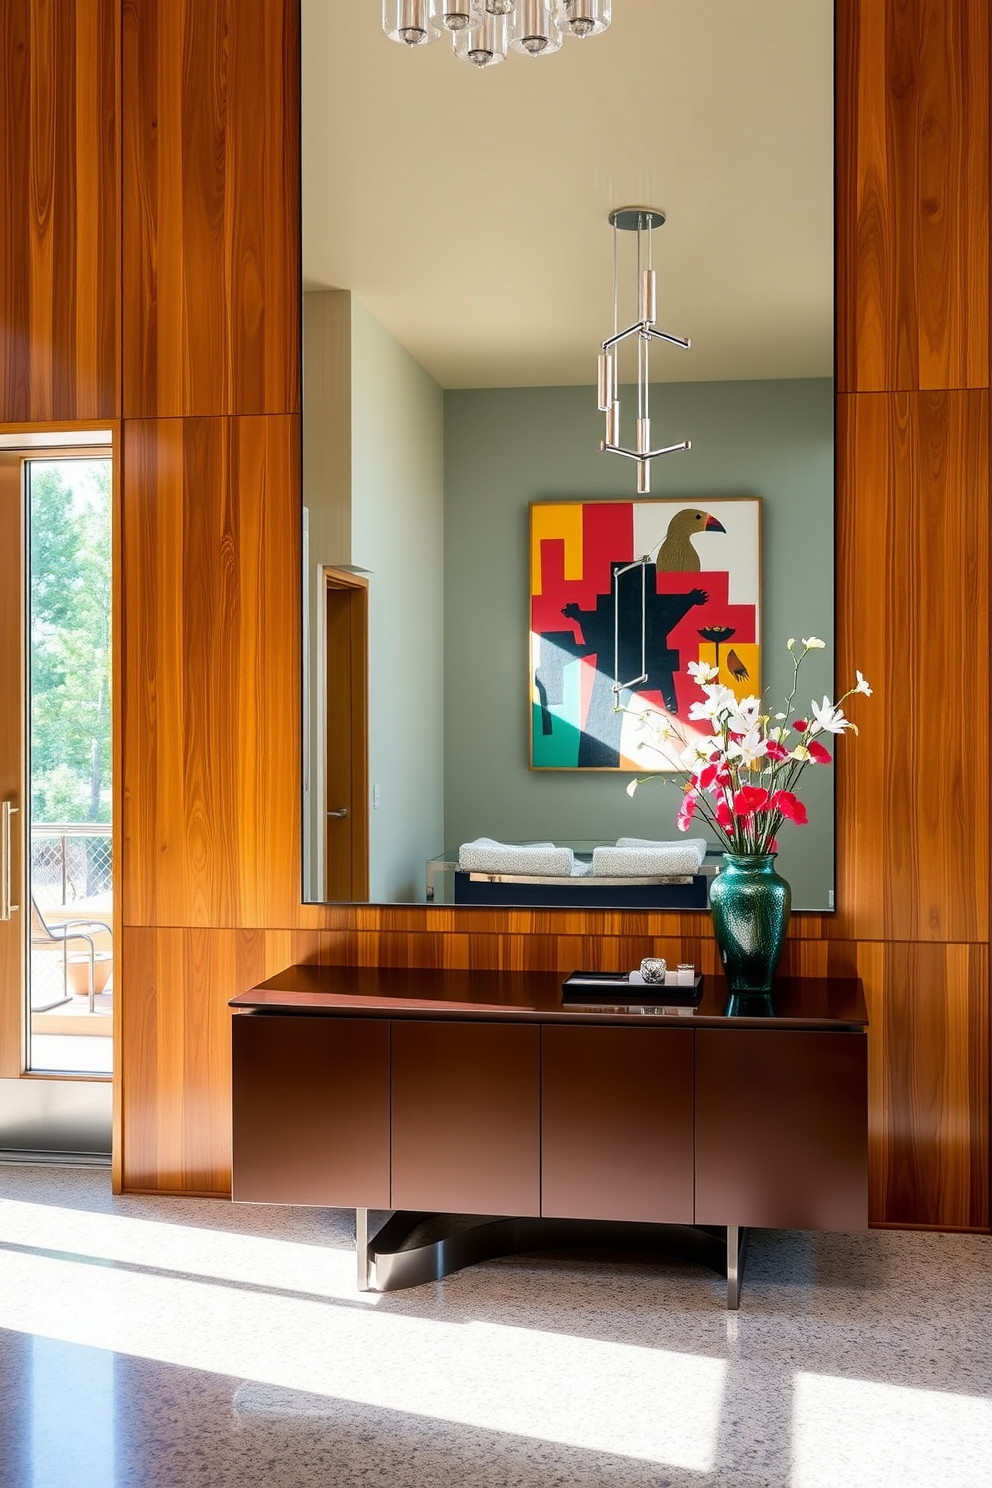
left=599, top=209, right=691, bottom=494
left=381, top=0, right=610, bottom=66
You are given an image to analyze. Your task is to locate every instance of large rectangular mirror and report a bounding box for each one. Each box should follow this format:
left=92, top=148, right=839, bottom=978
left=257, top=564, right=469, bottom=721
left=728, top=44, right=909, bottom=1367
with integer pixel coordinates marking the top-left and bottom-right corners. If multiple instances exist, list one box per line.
left=301, top=0, right=834, bottom=909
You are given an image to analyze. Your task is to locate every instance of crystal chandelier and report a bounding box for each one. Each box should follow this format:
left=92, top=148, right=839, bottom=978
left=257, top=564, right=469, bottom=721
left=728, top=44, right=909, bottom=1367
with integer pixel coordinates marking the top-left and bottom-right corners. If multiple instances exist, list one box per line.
left=382, top=1, right=611, bottom=68
left=598, top=208, right=691, bottom=494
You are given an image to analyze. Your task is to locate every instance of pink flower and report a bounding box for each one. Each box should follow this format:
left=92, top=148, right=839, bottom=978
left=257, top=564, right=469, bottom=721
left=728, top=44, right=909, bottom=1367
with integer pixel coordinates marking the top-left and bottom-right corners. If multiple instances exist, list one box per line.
left=771, top=790, right=808, bottom=825
left=765, top=740, right=789, bottom=761
left=808, top=740, right=832, bottom=764
left=677, top=791, right=698, bottom=832
left=715, top=798, right=734, bottom=832
left=733, top=785, right=770, bottom=817
left=698, top=762, right=721, bottom=790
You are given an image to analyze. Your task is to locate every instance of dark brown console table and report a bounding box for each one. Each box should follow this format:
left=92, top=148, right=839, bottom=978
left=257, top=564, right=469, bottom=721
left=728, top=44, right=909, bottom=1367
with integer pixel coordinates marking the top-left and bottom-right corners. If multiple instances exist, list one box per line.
left=230, top=966, right=868, bottom=1308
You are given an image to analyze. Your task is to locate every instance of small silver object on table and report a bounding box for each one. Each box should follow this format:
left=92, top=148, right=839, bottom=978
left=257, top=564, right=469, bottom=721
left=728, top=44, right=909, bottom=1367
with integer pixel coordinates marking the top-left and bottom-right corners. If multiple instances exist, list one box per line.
left=639, top=957, right=667, bottom=984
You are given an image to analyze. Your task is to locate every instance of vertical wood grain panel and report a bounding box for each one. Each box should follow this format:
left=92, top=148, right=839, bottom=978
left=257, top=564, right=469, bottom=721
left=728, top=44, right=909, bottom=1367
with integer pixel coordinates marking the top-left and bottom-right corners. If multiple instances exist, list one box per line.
left=859, top=942, right=988, bottom=1228
left=834, top=390, right=989, bottom=942
left=121, top=0, right=300, bottom=418
left=121, top=415, right=302, bottom=928
left=120, top=925, right=322, bottom=1192
left=0, top=0, right=119, bottom=421
left=836, top=0, right=989, bottom=391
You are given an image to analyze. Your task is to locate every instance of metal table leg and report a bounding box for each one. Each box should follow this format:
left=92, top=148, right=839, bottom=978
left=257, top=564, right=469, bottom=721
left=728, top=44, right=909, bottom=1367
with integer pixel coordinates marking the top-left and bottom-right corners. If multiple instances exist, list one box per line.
left=356, top=1207, right=372, bottom=1291
left=726, top=1224, right=749, bottom=1309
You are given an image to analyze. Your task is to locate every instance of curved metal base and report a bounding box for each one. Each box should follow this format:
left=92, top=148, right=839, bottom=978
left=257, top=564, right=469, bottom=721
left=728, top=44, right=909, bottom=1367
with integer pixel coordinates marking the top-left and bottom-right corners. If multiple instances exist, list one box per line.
left=357, top=1210, right=749, bottom=1309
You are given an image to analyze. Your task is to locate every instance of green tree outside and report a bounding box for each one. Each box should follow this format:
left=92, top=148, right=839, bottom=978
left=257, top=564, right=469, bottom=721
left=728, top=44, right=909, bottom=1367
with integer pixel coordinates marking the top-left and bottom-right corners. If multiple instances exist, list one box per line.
left=30, top=459, right=112, bottom=829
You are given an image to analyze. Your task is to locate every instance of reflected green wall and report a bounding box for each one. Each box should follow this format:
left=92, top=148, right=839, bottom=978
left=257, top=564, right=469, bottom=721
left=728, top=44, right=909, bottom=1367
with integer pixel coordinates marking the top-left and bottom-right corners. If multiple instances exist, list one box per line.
left=443, top=378, right=835, bottom=911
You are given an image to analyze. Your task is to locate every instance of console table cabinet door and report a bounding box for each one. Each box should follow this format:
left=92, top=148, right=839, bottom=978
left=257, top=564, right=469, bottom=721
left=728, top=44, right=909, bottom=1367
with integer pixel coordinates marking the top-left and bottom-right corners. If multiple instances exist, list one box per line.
left=694, top=1030, right=868, bottom=1231
left=232, top=1015, right=390, bottom=1207
left=391, top=1022, right=540, bottom=1216
left=541, top=1026, right=694, bottom=1223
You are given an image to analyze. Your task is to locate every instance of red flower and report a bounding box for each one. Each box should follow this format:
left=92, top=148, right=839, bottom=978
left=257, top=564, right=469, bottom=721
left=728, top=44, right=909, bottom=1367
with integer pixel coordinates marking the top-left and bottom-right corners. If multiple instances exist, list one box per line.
left=715, top=798, right=734, bottom=832
left=765, top=740, right=789, bottom=761
left=792, top=718, right=809, bottom=733
left=733, top=785, right=770, bottom=817
left=677, top=791, right=698, bottom=832
left=698, top=762, right=720, bottom=790
left=771, top=789, right=808, bottom=825
left=808, top=740, right=832, bottom=764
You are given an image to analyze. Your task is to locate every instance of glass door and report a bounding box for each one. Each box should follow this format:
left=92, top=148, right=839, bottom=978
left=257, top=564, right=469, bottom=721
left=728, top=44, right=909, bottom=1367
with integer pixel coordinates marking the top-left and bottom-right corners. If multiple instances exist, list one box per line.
left=26, top=456, right=114, bottom=1075
left=0, top=438, right=114, bottom=1141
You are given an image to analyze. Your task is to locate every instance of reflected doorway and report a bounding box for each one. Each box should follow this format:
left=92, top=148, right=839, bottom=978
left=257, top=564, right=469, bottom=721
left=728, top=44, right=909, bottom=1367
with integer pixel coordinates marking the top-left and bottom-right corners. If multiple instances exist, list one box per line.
left=323, top=568, right=369, bottom=902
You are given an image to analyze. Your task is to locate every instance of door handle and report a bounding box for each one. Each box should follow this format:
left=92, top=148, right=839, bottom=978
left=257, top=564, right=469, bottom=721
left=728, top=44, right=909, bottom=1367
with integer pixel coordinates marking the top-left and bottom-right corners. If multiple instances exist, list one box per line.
left=0, top=801, right=19, bottom=920
left=327, top=808, right=349, bottom=819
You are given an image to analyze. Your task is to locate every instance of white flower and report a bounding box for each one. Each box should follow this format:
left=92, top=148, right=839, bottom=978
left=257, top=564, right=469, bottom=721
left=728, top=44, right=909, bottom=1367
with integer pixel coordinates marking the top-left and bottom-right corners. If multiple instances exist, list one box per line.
left=687, top=684, right=736, bottom=724
left=787, top=638, right=795, bottom=651
left=790, top=745, right=811, bottom=761
left=727, top=728, right=768, bottom=769
left=626, top=779, right=639, bottom=797
left=802, top=636, right=826, bottom=650
left=725, top=695, right=761, bottom=734
left=809, top=695, right=850, bottom=735
left=855, top=670, right=872, bottom=696
left=687, top=659, right=720, bottom=685
left=679, top=737, right=719, bottom=770
left=775, top=712, right=787, bottom=720
left=635, top=710, right=674, bottom=750
left=768, top=726, right=787, bottom=742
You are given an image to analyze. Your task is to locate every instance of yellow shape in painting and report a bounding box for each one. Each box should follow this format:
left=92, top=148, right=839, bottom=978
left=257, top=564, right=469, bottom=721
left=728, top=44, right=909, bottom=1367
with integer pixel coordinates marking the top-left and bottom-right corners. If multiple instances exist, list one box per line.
left=531, top=503, right=584, bottom=596
left=697, top=641, right=761, bottom=703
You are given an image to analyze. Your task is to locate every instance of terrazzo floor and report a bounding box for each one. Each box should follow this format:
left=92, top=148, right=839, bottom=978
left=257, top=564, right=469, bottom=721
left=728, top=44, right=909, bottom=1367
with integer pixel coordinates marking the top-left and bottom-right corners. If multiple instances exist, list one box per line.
left=0, top=1164, right=989, bottom=1488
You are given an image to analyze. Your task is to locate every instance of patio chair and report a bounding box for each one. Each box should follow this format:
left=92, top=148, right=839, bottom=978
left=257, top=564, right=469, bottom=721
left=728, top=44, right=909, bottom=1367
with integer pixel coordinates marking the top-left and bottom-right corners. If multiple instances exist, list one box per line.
left=30, top=895, right=113, bottom=1014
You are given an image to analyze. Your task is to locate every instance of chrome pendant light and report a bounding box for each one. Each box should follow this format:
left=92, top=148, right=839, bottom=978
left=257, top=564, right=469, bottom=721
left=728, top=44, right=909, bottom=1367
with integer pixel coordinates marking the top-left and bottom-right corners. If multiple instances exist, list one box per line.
left=598, top=208, right=691, bottom=494
left=382, top=0, right=609, bottom=67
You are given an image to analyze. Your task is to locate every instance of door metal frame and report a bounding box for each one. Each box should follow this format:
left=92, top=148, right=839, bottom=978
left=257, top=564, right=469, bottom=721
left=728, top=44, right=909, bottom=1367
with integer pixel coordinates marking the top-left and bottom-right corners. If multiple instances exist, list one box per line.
left=0, top=423, right=119, bottom=1172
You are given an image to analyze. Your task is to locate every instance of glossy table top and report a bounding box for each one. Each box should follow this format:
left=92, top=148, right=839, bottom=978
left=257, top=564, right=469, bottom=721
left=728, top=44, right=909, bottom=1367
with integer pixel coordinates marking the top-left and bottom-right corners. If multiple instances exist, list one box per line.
left=231, top=965, right=868, bottom=1031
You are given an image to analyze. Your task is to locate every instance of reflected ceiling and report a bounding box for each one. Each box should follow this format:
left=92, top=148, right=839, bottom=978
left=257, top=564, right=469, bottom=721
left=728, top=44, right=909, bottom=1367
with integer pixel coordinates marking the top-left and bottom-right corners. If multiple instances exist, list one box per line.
left=302, top=0, right=833, bottom=389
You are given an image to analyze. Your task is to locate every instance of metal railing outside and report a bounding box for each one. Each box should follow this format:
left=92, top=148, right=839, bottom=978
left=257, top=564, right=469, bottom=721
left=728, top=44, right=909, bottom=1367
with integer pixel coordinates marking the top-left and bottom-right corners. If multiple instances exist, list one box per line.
left=31, top=823, right=112, bottom=909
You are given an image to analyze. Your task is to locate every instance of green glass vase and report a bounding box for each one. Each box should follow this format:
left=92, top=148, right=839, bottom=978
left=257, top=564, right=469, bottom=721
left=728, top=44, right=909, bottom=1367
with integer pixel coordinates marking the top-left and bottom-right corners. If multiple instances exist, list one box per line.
left=708, top=852, right=791, bottom=1008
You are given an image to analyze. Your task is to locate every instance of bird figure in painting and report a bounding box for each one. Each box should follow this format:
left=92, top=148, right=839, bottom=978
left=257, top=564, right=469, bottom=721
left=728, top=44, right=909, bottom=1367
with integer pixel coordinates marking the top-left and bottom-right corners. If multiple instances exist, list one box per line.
left=727, top=648, right=749, bottom=682
left=654, top=509, right=726, bottom=572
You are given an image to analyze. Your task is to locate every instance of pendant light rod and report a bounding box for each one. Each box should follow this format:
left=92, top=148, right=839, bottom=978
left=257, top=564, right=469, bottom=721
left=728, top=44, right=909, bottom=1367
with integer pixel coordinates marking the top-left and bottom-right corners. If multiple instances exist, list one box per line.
left=599, top=207, right=691, bottom=492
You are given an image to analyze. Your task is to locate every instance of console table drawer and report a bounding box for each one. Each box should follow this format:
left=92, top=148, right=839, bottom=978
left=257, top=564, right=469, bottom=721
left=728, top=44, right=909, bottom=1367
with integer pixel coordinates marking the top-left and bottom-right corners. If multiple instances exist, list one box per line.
left=232, top=1014, right=390, bottom=1207
left=391, top=1021, right=540, bottom=1215
left=694, top=1028, right=868, bottom=1230
left=541, top=1025, right=694, bottom=1223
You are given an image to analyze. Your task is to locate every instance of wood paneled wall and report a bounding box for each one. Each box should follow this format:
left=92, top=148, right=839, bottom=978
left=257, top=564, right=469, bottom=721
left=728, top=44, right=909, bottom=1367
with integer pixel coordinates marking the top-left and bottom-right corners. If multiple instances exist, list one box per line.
left=115, top=0, right=992, bottom=1224
left=0, top=0, right=119, bottom=421
left=120, top=0, right=300, bottom=418
left=836, top=0, right=989, bottom=392
left=3, top=0, right=988, bottom=1226
left=121, top=415, right=301, bottom=929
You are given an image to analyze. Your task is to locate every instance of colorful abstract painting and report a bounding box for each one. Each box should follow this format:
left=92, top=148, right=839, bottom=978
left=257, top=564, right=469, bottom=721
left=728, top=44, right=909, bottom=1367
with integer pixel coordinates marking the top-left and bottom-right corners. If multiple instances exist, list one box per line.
left=530, top=497, right=762, bottom=771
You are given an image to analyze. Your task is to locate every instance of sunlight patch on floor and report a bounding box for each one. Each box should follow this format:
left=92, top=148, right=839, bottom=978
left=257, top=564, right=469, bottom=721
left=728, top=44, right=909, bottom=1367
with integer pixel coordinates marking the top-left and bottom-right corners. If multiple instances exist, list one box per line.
left=1, top=1243, right=727, bottom=1472
left=0, top=1198, right=370, bottom=1302
left=792, top=1372, right=992, bottom=1488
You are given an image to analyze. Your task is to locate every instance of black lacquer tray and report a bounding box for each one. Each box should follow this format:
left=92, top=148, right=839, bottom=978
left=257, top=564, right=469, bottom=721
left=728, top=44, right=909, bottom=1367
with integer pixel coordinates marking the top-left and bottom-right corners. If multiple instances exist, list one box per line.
left=562, top=971, right=705, bottom=1006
